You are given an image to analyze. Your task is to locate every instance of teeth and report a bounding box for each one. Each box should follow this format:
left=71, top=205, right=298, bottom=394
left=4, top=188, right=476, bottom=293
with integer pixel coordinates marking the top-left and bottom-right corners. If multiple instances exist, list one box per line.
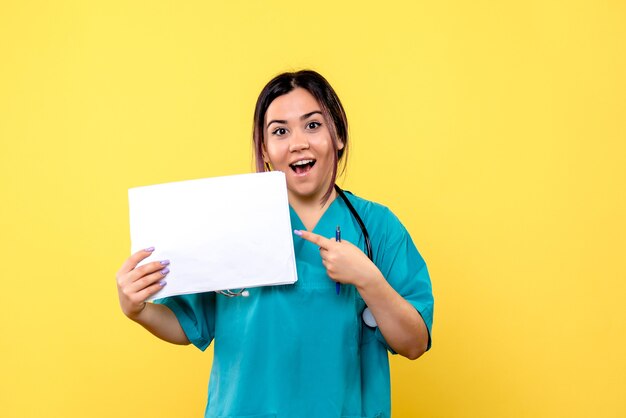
left=291, top=159, right=314, bottom=166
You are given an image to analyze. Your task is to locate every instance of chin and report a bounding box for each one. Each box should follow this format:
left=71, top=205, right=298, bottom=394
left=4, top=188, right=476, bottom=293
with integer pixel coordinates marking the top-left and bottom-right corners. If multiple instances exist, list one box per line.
left=291, top=185, right=331, bottom=203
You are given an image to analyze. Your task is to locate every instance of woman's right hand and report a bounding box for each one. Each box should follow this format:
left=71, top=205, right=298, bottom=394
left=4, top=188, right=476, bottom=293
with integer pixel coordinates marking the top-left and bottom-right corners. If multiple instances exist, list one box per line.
left=116, top=248, right=170, bottom=320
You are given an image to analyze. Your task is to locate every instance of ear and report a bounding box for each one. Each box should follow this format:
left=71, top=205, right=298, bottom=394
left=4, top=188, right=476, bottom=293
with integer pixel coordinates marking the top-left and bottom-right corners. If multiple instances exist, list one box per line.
left=261, top=144, right=273, bottom=172
left=262, top=144, right=270, bottom=163
left=336, top=138, right=345, bottom=151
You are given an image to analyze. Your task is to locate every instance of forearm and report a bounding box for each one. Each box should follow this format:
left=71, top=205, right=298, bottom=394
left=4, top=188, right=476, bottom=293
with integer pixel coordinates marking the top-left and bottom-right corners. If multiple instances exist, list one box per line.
left=130, top=302, right=190, bottom=346
left=356, top=272, right=429, bottom=360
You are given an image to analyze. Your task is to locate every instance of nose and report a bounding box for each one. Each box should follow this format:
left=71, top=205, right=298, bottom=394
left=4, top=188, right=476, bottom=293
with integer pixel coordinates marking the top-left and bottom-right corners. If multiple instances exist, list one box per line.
left=288, top=131, right=309, bottom=152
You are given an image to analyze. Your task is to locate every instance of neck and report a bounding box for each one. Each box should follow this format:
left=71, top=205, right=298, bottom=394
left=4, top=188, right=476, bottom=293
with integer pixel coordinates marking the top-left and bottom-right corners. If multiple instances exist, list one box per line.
left=289, top=187, right=337, bottom=231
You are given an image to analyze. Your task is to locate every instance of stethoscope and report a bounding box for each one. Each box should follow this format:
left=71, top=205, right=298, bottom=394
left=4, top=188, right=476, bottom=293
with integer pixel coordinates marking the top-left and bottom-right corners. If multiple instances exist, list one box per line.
left=217, top=184, right=378, bottom=327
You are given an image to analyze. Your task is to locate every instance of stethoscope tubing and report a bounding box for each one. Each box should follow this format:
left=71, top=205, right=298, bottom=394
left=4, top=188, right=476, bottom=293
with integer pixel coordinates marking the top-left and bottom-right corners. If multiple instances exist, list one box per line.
left=218, top=185, right=377, bottom=327
left=333, top=185, right=373, bottom=262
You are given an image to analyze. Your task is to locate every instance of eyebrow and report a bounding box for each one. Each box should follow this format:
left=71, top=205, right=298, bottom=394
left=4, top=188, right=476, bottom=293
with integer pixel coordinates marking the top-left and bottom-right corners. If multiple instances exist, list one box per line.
left=266, top=110, right=323, bottom=129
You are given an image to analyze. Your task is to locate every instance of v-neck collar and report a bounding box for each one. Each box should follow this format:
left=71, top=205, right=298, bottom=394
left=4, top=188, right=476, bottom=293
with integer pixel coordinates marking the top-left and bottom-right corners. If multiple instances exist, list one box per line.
left=289, top=196, right=342, bottom=234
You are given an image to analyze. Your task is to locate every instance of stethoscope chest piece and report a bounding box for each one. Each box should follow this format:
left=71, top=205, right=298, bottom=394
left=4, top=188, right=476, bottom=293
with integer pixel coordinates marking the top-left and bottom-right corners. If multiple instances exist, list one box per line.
left=218, top=289, right=250, bottom=297
left=362, top=307, right=377, bottom=328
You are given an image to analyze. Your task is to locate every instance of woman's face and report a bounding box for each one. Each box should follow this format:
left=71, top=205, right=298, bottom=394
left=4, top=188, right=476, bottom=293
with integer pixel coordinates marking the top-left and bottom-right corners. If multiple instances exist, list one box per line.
left=263, top=87, right=343, bottom=203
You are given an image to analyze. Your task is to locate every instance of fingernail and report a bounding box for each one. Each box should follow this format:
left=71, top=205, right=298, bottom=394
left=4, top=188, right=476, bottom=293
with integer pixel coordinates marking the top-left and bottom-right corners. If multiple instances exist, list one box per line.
left=161, top=267, right=170, bottom=275
left=145, top=246, right=155, bottom=252
left=293, top=229, right=302, bottom=236
left=160, top=260, right=170, bottom=265
left=159, top=280, right=167, bottom=286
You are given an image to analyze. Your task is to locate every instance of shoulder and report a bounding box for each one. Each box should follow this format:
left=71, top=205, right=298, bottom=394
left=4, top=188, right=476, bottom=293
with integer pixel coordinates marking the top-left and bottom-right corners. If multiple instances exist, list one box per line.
left=341, top=189, right=426, bottom=269
left=339, top=190, right=407, bottom=236
left=341, top=190, right=401, bottom=222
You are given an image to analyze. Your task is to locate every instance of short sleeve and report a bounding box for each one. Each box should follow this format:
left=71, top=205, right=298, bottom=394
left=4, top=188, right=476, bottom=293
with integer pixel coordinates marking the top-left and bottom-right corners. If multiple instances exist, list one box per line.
left=374, top=209, right=434, bottom=353
left=153, top=292, right=216, bottom=351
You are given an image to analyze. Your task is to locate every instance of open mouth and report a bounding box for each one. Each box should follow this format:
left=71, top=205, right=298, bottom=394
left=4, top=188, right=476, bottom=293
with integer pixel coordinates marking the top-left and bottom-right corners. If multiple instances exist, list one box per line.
left=289, top=159, right=316, bottom=175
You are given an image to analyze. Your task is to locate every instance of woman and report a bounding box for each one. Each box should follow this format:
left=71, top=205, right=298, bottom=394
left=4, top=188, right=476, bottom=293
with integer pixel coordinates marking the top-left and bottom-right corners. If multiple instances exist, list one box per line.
left=116, top=70, right=434, bottom=418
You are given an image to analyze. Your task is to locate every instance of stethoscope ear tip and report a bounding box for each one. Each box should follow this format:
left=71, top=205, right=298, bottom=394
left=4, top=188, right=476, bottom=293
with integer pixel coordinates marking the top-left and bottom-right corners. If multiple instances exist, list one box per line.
left=241, top=290, right=250, bottom=297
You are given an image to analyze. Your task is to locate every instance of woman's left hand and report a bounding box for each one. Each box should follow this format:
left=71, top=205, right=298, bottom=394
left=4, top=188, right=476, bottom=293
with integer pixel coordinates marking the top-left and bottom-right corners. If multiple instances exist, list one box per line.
left=295, top=229, right=428, bottom=359
left=294, top=230, right=382, bottom=287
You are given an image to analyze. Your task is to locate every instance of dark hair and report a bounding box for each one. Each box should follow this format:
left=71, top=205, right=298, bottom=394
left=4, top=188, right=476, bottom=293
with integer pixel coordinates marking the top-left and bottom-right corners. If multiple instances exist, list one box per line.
left=252, top=70, right=349, bottom=204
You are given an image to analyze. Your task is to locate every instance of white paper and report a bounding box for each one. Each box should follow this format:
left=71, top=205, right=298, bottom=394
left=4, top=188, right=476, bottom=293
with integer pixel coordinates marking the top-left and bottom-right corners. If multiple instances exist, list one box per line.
left=128, top=171, right=298, bottom=301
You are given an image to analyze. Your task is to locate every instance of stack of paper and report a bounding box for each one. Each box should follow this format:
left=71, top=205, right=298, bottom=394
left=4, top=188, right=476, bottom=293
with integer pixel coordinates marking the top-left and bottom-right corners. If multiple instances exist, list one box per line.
left=128, top=171, right=298, bottom=301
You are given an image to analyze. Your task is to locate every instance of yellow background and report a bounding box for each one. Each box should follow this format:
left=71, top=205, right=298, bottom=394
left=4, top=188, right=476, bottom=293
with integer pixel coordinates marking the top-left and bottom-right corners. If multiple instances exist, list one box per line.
left=1, top=1, right=624, bottom=417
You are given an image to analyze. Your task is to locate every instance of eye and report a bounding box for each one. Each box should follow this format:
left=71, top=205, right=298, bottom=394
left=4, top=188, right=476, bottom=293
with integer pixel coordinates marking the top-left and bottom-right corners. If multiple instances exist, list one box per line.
left=271, top=127, right=288, bottom=136
left=306, top=121, right=321, bottom=130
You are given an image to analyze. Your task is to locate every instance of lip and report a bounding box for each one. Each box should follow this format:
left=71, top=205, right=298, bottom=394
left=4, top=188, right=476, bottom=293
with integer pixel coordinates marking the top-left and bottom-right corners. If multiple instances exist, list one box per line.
left=288, top=159, right=316, bottom=178
left=288, top=157, right=316, bottom=178
left=291, top=164, right=314, bottom=177
left=288, top=157, right=316, bottom=166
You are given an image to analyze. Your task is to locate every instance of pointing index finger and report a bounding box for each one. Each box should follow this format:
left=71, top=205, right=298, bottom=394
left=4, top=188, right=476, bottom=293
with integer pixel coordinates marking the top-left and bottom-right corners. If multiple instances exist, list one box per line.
left=294, top=230, right=332, bottom=249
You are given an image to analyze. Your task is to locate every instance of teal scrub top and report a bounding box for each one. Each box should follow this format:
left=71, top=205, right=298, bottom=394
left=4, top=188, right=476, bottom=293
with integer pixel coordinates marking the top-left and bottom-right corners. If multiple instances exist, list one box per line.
left=155, top=192, right=434, bottom=418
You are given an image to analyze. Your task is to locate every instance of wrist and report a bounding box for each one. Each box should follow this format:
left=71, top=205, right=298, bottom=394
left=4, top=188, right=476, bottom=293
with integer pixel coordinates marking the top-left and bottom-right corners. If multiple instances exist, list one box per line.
left=355, top=268, right=385, bottom=294
left=126, top=302, right=148, bottom=322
